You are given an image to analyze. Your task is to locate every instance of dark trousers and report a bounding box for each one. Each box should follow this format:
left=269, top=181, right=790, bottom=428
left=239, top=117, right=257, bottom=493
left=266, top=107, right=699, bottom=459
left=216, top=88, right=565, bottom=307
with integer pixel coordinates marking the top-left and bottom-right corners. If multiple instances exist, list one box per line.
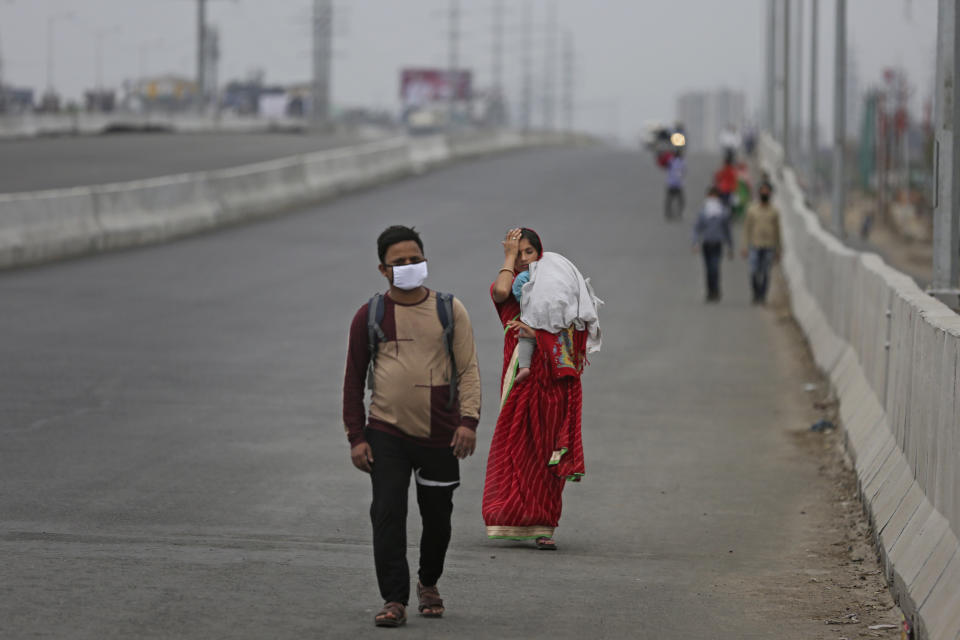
left=748, top=247, right=775, bottom=302
left=702, top=242, right=724, bottom=300
left=366, top=428, right=459, bottom=605
left=665, top=186, right=685, bottom=219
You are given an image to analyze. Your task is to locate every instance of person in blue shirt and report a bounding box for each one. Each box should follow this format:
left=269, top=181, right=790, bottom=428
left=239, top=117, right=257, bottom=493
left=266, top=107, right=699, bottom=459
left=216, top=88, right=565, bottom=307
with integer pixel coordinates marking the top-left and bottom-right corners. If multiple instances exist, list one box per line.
left=692, top=186, right=734, bottom=302
left=664, top=148, right=686, bottom=219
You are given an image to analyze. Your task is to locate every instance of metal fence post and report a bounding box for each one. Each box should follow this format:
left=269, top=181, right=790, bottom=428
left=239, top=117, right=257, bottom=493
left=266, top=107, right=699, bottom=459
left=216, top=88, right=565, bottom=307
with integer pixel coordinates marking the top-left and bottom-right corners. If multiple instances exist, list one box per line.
left=930, top=0, right=960, bottom=307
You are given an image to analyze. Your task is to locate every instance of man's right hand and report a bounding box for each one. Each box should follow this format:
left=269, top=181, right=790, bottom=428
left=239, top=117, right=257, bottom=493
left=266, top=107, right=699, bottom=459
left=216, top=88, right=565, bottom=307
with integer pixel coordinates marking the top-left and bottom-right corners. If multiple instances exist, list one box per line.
left=351, top=442, right=374, bottom=473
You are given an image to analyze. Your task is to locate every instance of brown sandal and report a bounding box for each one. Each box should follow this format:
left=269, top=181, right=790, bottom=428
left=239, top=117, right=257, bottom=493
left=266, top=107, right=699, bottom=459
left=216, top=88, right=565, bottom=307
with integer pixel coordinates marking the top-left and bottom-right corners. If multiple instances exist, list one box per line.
left=374, top=601, right=406, bottom=627
left=417, top=581, right=445, bottom=618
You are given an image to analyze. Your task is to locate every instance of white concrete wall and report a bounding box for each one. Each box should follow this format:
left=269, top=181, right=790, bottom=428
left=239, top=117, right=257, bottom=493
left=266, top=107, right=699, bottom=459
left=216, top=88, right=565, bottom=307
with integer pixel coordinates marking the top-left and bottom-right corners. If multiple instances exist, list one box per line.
left=0, top=131, right=566, bottom=270
left=760, top=134, right=960, bottom=640
left=0, top=113, right=306, bottom=139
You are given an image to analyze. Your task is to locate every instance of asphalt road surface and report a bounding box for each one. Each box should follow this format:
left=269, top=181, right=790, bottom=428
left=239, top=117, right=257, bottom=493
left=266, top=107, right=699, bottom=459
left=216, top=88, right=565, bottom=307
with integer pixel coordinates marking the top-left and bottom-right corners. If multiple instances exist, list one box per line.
left=0, top=131, right=371, bottom=193
left=1, top=147, right=853, bottom=638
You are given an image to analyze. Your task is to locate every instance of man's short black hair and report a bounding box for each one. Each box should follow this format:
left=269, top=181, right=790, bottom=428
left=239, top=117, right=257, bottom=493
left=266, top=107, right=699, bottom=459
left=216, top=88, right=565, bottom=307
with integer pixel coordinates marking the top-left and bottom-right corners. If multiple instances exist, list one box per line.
left=377, top=225, right=424, bottom=264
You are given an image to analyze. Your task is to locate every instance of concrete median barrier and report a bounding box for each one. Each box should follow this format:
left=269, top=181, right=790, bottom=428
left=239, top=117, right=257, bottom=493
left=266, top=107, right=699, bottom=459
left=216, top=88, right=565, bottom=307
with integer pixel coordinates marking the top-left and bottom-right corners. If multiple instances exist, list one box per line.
left=0, top=187, right=101, bottom=268
left=0, top=112, right=308, bottom=139
left=92, top=174, right=220, bottom=248
left=408, top=135, right=452, bottom=172
left=760, top=133, right=960, bottom=640
left=0, top=132, right=563, bottom=270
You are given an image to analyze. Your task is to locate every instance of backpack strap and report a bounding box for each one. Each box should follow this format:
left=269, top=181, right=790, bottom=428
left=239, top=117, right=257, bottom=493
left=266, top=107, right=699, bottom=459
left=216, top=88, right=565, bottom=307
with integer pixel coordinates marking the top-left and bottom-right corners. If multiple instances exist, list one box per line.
left=436, top=292, right=458, bottom=410
left=366, top=291, right=459, bottom=412
left=366, top=293, right=386, bottom=391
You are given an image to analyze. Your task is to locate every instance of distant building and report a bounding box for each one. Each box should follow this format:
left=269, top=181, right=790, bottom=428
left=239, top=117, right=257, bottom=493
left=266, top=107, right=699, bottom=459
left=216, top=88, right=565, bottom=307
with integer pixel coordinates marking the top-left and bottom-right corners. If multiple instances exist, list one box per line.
left=0, top=86, right=34, bottom=114
left=676, top=88, right=747, bottom=153
left=122, top=75, right=198, bottom=112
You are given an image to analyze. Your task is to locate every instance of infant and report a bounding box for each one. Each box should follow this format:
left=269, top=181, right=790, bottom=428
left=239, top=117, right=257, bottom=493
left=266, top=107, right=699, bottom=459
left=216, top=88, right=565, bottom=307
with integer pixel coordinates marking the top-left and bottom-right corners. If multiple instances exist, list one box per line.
left=510, top=252, right=602, bottom=383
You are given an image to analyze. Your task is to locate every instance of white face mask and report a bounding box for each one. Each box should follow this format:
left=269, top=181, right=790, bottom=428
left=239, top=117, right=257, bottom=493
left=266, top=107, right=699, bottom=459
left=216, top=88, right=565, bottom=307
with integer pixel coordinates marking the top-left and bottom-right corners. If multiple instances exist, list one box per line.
left=391, top=261, right=428, bottom=290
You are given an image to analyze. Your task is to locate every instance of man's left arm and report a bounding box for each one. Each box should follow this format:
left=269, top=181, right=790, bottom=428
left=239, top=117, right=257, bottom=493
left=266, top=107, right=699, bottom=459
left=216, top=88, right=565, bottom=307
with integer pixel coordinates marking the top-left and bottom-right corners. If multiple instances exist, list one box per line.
left=450, top=298, right=481, bottom=458
left=773, top=208, right=783, bottom=259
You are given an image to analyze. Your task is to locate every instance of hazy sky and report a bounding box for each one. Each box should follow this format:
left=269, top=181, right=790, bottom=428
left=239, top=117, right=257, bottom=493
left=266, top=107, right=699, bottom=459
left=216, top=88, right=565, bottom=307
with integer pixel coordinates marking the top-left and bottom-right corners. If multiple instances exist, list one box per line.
left=0, top=1, right=939, bottom=142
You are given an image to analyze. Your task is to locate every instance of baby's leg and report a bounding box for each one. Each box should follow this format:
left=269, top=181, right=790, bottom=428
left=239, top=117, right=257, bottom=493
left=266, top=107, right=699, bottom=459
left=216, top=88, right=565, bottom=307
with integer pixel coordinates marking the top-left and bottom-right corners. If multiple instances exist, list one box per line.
left=516, top=337, right=535, bottom=383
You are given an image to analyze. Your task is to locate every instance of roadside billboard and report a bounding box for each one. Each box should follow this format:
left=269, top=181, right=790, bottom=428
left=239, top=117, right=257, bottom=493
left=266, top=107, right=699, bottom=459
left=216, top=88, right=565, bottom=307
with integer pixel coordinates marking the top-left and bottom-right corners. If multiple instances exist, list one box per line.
left=400, top=68, right=472, bottom=108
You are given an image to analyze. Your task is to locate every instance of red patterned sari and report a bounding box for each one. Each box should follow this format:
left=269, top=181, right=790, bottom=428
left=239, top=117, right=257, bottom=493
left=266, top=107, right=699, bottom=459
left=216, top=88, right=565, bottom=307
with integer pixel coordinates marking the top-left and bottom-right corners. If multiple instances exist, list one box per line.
left=482, top=283, right=587, bottom=540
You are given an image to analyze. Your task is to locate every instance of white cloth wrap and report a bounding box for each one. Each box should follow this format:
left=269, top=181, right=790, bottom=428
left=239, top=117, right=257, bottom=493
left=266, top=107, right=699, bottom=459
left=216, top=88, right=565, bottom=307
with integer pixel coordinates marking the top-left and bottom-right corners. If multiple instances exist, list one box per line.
left=519, top=251, right=603, bottom=353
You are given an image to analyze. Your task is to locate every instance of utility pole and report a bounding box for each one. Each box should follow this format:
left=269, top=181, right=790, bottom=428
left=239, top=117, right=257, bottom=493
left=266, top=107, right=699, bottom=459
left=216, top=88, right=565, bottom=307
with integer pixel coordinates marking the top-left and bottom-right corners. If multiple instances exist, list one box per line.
left=541, top=0, right=557, bottom=131
left=930, top=0, right=960, bottom=304
left=491, top=0, right=504, bottom=121
left=447, top=0, right=460, bottom=127
left=312, top=0, right=333, bottom=125
left=562, top=30, right=574, bottom=136
left=766, top=0, right=776, bottom=132
left=0, top=27, right=5, bottom=113
left=809, top=0, right=818, bottom=189
left=796, top=0, right=804, bottom=163
left=783, top=0, right=791, bottom=162
left=0, top=0, right=8, bottom=114
left=831, top=0, right=846, bottom=238
left=197, top=0, right=207, bottom=111
left=520, top=1, right=532, bottom=133
left=46, top=12, right=73, bottom=94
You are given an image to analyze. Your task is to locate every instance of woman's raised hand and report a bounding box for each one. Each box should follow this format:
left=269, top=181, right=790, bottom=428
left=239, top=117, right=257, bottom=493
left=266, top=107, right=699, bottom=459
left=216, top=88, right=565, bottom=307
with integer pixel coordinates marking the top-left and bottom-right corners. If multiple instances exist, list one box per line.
left=502, top=228, right=522, bottom=258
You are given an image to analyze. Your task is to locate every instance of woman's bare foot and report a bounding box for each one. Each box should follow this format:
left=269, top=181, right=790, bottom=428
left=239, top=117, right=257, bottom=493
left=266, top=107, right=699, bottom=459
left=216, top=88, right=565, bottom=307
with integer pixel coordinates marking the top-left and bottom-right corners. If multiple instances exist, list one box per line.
left=535, top=536, right=557, bottom=550
left=516, top=367, right=531, bottom=383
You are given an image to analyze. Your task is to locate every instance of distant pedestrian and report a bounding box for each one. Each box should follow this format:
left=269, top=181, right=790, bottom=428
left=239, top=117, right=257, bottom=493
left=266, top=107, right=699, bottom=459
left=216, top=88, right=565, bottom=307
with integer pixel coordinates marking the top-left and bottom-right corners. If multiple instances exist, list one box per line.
left=714, top=151, right=739, bottom=210
left=664, top=148, right=686, bottom=220
left=731, top=158, right=753, bottom=222
left=743, top=128, right=757, bottom=156
left=719, top=123, right=741, bottom=158
left=741, top=182, right=781, bottom=304
left=692, top=187, right=734, bottom=302
left=342, top=225, right=482, bottom=627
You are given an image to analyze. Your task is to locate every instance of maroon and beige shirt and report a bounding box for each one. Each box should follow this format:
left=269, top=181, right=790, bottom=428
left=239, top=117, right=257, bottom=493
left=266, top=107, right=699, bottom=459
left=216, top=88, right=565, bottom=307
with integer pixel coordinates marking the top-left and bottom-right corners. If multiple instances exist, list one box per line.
left=342, top=289, right=481, bottom=447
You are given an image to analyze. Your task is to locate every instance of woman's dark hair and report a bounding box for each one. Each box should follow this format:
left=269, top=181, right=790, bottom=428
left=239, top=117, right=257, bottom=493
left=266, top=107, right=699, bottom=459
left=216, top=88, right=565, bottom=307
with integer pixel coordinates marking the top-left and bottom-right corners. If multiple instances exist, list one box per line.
left=377, top=225, right=423, bottom=264
left=520, top=228, right=543, bottom=258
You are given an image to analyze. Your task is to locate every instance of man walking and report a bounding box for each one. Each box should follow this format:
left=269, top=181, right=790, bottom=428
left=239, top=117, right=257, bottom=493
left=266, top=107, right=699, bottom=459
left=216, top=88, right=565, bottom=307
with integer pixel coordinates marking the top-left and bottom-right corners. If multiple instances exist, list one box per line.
left=664, top=148, right=686, bottom=220
left=692, top=186, right=734, bottom=302
left=342, top=225, right=482, bottom=627
left=741, top=182, right=781, bottom=304
left=713, top=151, right=739, bottom=211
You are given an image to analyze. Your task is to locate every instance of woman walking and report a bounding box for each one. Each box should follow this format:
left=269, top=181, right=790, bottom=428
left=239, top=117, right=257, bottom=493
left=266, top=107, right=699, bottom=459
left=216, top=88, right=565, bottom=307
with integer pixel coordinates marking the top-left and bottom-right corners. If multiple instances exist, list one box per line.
left=482, top=228, right=600, bottom=550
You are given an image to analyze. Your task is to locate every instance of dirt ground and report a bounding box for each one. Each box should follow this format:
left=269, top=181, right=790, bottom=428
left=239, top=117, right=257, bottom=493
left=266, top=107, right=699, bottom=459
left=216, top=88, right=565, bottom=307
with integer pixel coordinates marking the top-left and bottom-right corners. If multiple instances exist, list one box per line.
left=756, top=266, right=908, bottom=639
left=816, top=195, right=933, bottom=287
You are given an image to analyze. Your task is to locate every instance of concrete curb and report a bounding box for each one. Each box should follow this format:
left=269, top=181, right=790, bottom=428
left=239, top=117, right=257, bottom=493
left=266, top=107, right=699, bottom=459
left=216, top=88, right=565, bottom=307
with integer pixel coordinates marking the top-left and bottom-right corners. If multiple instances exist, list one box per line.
left=0, top=113, right=307, bottom=140
left=0, top=131, right=567, bottom=271
left=760, top=133, right=960, bottom=640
